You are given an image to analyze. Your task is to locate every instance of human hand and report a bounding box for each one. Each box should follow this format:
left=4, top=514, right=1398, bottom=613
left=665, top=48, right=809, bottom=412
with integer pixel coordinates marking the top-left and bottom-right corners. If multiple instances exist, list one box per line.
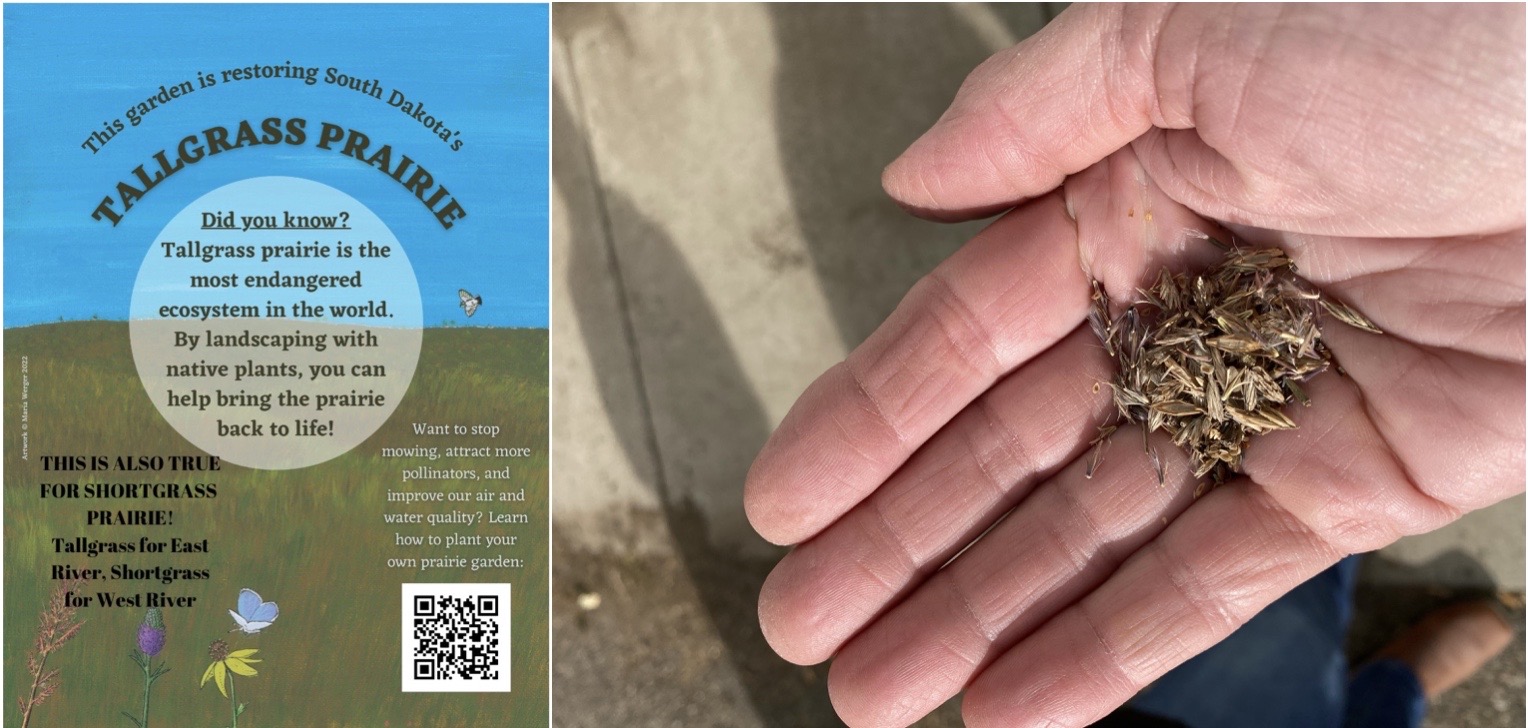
left=744, top=4, right=1525, bottom=727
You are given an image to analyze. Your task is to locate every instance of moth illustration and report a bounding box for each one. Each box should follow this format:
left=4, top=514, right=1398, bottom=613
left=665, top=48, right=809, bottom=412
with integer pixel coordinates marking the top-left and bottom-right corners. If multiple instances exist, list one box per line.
left=229, top=588, right=279, bottom=634
left=459, top=289, right=483, bottom=317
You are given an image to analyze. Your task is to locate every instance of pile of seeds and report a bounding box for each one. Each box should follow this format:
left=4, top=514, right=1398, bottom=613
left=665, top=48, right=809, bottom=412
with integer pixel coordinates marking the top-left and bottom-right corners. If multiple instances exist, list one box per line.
left=1087, top=239, right=1381, bottom=491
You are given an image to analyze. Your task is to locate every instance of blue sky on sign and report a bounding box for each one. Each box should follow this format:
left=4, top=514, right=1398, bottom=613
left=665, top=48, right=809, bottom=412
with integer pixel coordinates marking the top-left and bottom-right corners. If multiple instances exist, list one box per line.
left=4, top=3, right=550, bottom=328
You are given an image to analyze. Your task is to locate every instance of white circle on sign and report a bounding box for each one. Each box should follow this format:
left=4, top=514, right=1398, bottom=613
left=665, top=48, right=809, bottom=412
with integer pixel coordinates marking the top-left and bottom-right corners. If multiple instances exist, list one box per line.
left=129, top=176, right=422, bottom=469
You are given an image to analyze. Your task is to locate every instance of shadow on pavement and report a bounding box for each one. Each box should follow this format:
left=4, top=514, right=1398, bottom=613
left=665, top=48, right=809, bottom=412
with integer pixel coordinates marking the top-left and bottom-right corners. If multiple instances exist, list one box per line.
left=553, top=85, right=838, bottom=724
left=768, top=4, right=1047, bottom=349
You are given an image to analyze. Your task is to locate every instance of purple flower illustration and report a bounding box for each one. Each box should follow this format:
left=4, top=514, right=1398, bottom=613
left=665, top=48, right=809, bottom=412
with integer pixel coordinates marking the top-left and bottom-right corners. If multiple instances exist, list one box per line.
left=123, top=608, right=169, bottom=728
left=136, top=609, right=165, bottom=657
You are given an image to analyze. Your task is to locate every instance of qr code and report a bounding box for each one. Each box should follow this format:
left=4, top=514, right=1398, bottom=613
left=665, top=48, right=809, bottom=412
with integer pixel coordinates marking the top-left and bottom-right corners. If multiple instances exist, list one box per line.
left=401, top=583, right=511, bottom=692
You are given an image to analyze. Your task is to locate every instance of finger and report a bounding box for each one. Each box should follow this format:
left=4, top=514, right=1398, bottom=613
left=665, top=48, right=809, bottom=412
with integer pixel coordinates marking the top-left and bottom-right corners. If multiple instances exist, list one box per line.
left=881, top=4, right=1170, bottom=220
left=889, top=3, right=1526, bottom=235
left=962, top=368, right=1460, bottom=727
left=825, top=428, right=1196, bottom=728
left=758, top=327, right=1113, bottom=666
left=744, top=193, right=1090, bottom=546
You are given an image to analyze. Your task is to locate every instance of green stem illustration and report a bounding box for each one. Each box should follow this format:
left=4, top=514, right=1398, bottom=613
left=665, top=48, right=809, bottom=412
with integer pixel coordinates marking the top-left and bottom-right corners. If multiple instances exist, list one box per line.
left=139, top=658, right=152, bottom=728
left=229, top=673, right=237, bottom=728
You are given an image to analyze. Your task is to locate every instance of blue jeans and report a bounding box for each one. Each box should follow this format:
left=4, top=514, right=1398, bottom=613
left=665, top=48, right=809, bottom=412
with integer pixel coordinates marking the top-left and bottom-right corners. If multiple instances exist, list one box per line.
left=1130, top=556, right=1426, bottom=728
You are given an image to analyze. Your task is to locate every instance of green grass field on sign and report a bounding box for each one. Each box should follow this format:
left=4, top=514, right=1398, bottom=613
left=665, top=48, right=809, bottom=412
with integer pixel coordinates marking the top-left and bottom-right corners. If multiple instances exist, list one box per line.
left=5, top=322, right=549, bottom=728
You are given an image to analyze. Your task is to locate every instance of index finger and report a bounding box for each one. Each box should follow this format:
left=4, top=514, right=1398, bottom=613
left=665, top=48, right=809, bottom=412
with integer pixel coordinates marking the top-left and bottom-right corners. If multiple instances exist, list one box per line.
left=744, top=193, right=1089, bottom=545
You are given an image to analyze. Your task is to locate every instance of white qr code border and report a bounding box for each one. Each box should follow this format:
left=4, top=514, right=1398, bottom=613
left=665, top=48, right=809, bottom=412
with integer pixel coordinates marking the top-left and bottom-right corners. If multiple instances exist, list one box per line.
left=401, top=583, right=512, bottom=693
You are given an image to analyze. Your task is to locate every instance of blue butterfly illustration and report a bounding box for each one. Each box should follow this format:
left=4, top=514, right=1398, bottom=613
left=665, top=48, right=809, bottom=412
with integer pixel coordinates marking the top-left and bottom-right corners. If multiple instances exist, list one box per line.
left=229, top=588, right=279, bottom=635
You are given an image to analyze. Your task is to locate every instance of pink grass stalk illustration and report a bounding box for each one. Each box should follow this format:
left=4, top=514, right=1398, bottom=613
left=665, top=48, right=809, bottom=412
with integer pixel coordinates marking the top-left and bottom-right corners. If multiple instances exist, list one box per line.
left=19, top=578, right=87, bottom=728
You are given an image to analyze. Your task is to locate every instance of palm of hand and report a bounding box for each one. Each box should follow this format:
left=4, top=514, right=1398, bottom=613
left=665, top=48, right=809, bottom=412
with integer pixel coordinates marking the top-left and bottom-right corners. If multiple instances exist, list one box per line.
left=745, top=5, right=1524, bottom=727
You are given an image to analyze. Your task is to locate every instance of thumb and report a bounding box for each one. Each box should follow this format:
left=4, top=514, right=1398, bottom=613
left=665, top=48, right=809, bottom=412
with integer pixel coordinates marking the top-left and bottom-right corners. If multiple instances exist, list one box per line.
left=883, top=4, right=1172, bottom=221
